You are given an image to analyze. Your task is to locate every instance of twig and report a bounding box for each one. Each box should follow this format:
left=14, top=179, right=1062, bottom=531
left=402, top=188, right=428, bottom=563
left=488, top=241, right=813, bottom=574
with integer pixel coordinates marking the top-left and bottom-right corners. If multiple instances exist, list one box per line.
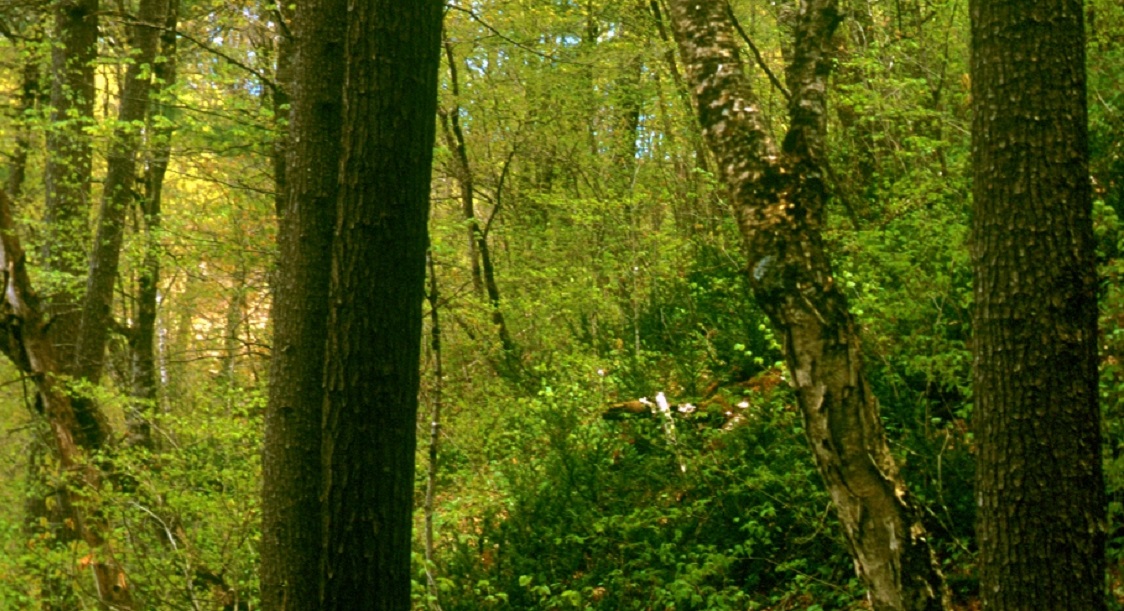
left=725, top=2, right=791, bottom=101
left=445, top=2, right=591, bottom=66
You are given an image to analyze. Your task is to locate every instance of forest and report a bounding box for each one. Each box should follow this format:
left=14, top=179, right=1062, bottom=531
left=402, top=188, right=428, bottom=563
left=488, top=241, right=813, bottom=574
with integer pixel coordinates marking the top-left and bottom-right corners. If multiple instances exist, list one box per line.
left=0, top=0, right=1120, bottom=608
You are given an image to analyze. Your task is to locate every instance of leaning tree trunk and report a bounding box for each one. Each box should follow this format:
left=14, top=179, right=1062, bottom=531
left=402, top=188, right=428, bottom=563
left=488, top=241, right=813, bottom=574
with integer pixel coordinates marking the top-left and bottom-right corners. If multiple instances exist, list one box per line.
left=0, top=187, right=131, bottom=608
left=970, top=0, right=1106, bottom=607
left=665, top=1, right=947, bottom=609
left=318, top=0, right=443, bottom=607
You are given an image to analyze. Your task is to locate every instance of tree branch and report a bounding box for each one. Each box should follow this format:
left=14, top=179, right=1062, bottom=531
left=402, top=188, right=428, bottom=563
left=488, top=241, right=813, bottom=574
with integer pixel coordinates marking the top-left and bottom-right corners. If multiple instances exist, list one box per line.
left=724, top=2, right=790, bottom=101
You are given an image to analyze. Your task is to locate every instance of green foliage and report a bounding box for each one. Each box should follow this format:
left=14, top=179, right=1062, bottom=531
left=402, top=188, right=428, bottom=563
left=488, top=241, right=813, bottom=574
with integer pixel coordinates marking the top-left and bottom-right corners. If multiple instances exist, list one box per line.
left=0, top=384, right=264, bottom=609
left=424, top=367, right=862, bottom=610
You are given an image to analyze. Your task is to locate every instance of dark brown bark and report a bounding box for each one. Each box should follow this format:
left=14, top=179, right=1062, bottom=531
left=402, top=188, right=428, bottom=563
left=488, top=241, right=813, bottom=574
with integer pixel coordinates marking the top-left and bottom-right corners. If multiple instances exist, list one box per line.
left=258, top=0, right=345, bottom=605
left=72, top=0, right=168, bottom=389
left=43, top=0, right=98, bottom=368
left=319, top=0, right=442, bottom=607
left=270, top=1, right=293, bottom=218
left=128, top=0, right=179, bottom=448
left=666, top=1, right=946, bottom=609
left=970, top=0, right=1106, bottom=608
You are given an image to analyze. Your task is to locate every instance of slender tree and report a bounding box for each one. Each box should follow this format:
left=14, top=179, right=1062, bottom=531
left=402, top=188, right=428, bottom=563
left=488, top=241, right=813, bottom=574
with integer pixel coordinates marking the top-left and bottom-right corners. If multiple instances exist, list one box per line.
left=666, top=0, right=946, bottom=608
left=258, top=0, right=345, bottom=605
left=73, top=0, right=169, bottom=387
left=319, top=0, right=443, bottom=607
left=43, top=0, right=97, bottom=367
left=970, top=0, right=1106, bottom=607
left=128, top=0, right=180, bottom=448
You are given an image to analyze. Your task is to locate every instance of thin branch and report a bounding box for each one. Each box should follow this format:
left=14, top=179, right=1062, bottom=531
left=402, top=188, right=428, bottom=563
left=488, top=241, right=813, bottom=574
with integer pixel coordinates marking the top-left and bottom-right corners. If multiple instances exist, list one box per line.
left=725, top=2, right=791, bottom=101
left=445, top=2, right=591, bottom=66
left=174, top=27, right=278, bottom=93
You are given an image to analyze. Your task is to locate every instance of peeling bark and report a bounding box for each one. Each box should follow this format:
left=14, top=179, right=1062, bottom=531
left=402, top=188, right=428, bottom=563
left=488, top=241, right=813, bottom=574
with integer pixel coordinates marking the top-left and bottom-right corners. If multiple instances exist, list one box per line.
left=666, top=1, right=947, bottom=609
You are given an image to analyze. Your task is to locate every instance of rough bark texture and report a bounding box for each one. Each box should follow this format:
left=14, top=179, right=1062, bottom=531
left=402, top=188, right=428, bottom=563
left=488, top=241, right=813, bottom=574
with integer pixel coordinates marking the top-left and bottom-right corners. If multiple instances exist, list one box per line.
left=44, top=0, right=98, bottom=368
left=666, top=1, right=946, bottom=609
left=73, top=0, right=168, bottom=386
left=319, top=0, right=443, bottom=607
left=970, top=0, right=1106, bottom=608
left=258, top=0, right=344, bottom=605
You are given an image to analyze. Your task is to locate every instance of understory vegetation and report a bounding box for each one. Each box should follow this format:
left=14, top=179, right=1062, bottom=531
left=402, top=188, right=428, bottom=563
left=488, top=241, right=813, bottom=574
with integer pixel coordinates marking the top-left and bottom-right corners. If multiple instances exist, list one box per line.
left=1, top=0, right=1123, bottom=608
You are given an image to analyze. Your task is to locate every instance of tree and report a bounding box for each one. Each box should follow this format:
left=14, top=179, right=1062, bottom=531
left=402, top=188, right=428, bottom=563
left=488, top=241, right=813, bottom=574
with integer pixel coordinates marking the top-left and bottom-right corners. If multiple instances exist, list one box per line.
left=970, top=0, right=1106, bottom=607
left=665, top=0, right=947, bottom=608
left=259, top=0, right=344, bottom=605
left=260, top=0, right=443, bottom=607
left=43, top=0, right=98, bottom=365
left=318, top=0, right=443, bottom=607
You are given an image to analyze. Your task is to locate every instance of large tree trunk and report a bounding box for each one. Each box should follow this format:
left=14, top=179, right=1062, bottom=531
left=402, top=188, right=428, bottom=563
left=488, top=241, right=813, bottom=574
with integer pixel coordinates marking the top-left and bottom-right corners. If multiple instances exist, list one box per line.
left=970, top=0, right=1106, bottom=607
left=318, top=0, right=443, bottom=607
left=665, top=1, right=946, bottom=609
left=258, top=0, right=345, bottom=605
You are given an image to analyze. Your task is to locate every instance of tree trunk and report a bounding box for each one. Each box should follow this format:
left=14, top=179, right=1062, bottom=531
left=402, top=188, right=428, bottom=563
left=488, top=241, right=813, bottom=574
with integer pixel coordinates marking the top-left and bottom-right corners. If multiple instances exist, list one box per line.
left=665, top=1, right=947, bottom=609
left=129, top=0, right=179, bottom=448
left=438, top=38, right=517, bottom=361
left=73, top=0, right=168, bottom=387
left=970, top=0, right=1106, bottom=607
left=0, top=187, right=130, bottom=609
left=43, top=0, right=98, bottom=368
left=319, top=0, right=442, bottom=607
left=424, top=251, right=445, bottom=610
left=258, top=0, right=345, bottom=605
left=6, top=56, right=39, bottom=201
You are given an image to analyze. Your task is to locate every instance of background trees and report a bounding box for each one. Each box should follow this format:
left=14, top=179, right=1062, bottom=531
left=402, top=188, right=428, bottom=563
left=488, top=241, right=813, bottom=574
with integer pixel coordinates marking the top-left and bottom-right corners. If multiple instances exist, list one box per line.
left=0, top=0, right=1120, bottom=608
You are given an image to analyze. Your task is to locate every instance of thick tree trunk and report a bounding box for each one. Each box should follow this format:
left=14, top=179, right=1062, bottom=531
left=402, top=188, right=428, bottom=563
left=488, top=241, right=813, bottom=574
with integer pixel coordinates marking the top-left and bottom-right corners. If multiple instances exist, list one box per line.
left=73, top=0, right=168, bottom=386
left=666, top=1, right=946, bottom=609
left=258, top=0, right=345, bottom=605
left=970, top=0, right=1106, bottom=608
left=319, top=0, right=443, bottom=607
left=43, top=0, right=98, bottom=368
